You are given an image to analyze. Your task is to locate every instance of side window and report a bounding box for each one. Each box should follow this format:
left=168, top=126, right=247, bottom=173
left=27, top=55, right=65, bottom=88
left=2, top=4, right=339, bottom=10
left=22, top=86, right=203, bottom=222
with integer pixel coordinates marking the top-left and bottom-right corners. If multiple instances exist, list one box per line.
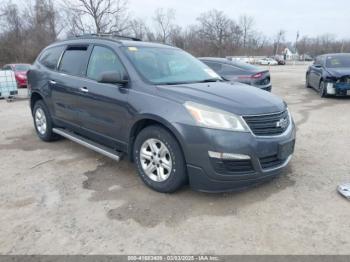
left=87, top=46, right=126, bottom=81
left=39, top=46, right=65, bottom=70
left=59, top=46, right=89, bottom=76
left=205, top=62, right=222, bottom=73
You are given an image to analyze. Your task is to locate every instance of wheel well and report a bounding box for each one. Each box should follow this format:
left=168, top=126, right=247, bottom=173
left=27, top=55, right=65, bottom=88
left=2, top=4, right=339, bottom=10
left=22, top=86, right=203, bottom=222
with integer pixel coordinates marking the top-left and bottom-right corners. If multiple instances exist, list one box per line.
left=30, top=92, right=43, bottom=114
left=128, top=119, right=183, bottom=162
left=319, top=78, right=324, bottom=86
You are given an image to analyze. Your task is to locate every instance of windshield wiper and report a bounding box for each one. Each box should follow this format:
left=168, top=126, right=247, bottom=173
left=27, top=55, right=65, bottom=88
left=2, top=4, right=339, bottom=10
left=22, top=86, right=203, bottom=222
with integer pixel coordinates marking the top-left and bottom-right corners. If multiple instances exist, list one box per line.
left=196, top=78, right=222, bottom=83
left=161, top=81, right=189, bottom=85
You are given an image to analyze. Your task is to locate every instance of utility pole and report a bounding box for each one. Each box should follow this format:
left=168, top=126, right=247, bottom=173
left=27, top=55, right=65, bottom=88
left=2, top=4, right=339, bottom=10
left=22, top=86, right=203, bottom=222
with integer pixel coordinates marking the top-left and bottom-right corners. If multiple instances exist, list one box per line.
left=340, top=40, right=345, bottom=53
left=294, top=30, right=300, bottom=64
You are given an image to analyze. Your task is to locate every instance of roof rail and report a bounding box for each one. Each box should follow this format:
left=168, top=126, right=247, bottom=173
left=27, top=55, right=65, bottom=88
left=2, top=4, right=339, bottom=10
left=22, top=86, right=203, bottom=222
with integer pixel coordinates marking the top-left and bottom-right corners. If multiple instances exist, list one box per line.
left=74, top=33, right=142, bottom=41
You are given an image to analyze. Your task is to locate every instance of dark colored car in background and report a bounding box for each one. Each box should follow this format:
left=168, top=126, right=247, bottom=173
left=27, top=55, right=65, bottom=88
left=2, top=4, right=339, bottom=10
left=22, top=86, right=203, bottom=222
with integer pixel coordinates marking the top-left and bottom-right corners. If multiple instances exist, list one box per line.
left=2, top=63, right=31, bottom=88
left=199, top=57, right=272, bottom=91
left=28, top=35, right=295, bottom=193
left=273, top=55, right=286, bottom=65
left=306, top=53, right=350, bottom=97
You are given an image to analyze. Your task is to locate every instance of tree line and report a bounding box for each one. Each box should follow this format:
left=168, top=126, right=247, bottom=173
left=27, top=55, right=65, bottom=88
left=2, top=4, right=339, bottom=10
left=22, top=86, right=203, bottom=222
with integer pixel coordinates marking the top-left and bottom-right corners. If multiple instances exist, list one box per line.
left=1, top=0, right=349, bottom=65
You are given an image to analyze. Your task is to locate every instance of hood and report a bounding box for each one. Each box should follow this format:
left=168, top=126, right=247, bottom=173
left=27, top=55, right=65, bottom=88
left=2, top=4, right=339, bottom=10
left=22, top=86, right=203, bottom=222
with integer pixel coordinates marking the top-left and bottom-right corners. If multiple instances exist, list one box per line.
left=326, top=68, right=350, bottom=78
left=156, top=81, right=285, bottom=115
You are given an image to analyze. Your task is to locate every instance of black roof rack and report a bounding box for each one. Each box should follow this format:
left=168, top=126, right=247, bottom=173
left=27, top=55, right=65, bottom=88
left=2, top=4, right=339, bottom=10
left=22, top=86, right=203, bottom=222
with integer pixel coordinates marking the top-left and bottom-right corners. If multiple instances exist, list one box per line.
left=73, top=33, right=142, bottom=42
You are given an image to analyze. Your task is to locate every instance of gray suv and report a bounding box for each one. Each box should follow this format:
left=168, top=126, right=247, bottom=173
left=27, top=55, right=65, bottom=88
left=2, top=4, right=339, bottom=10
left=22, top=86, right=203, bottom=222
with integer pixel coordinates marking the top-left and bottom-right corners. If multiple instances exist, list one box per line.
left=28, top=35, right=296, bottom=193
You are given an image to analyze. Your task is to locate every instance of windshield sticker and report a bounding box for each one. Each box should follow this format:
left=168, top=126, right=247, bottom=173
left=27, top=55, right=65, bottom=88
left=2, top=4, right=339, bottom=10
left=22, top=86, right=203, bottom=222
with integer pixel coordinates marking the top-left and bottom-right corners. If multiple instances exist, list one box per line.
left=204, top=68, right=219, bottom=78
left=128, top=47, right=138, bottom=52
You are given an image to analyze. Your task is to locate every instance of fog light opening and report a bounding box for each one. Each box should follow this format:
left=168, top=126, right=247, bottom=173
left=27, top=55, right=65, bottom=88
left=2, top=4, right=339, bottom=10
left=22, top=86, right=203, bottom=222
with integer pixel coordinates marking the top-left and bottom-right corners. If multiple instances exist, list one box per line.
left=208, top=151, right=251, bottom=160
left=326, top=83, right=336, bottom=95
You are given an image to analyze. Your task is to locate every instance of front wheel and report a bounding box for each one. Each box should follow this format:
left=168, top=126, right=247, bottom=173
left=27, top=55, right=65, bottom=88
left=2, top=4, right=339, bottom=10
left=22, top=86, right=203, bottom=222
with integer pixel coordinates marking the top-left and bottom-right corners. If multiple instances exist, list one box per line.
left=134, top=125, right=187, bottom=193
left=319, top=81, right=328, bottom=98
left=305, top=75, right=311, bottom=88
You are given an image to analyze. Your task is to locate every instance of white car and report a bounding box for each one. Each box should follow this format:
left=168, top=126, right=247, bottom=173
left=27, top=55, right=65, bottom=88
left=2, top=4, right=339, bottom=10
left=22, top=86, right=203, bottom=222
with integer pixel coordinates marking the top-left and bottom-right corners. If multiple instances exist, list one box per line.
left=258, top=58, right=278, bottom=65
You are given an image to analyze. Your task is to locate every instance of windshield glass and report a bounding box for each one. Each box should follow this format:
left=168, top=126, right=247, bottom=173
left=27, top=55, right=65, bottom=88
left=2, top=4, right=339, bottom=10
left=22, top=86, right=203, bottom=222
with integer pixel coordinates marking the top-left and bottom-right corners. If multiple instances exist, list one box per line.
left=326, top=55, right=350, bottom=68
left=122, top=46, right=221, bottom=85
left=14, top=64, right=30, bottom=71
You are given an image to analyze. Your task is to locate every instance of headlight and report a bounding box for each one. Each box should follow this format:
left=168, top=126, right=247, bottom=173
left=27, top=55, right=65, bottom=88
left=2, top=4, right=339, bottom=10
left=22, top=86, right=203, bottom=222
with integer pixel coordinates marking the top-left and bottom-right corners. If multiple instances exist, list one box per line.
left=184, top=101, right=248, bottom=132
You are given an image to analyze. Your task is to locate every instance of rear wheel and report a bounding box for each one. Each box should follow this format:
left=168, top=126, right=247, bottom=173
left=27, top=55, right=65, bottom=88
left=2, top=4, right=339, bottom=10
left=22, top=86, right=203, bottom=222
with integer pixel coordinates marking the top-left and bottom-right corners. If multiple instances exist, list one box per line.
left=319, top=80, right=328, bottom=98
left=134, top=125, right=187, bottom=193
left=33, top=100, right=58, bottom=141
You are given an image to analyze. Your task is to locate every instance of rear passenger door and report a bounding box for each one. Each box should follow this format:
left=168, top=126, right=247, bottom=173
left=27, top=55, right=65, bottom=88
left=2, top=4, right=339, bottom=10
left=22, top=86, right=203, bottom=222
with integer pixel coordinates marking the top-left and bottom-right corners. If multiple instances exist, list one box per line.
left=76, top=45, right=130, bottom=150
left=52, top=44, right=91, bottom=128
left=35, top=45, right=66, bottom=118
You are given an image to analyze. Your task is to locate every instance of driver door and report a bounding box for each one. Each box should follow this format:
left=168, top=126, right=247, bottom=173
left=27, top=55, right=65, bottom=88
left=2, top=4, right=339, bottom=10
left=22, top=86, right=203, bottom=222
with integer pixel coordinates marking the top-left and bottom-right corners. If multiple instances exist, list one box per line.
left=77, top=45, right=130, bottom=150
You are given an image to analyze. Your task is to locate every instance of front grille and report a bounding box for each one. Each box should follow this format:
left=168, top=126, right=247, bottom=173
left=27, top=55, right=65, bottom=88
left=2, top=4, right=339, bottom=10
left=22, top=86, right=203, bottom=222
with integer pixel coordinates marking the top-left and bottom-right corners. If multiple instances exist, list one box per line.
left=260, top=155, right=285, bottom=169
left=211, top=159, right=254, bottom=174
left=243, top=110, right=290, bottom=136
left=339, top=76, right=350, bottom=83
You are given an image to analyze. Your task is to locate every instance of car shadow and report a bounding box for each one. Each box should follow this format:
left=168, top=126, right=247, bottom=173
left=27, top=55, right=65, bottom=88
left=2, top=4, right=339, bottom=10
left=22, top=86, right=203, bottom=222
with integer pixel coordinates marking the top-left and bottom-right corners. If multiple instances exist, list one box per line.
left=82, top=157, right=295, bottom=228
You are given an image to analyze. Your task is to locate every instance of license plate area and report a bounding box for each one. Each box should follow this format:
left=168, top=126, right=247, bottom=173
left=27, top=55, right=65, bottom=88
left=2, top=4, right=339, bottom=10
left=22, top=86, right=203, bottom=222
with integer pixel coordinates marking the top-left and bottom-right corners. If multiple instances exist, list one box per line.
left=278, top=140, right=295, bottom=160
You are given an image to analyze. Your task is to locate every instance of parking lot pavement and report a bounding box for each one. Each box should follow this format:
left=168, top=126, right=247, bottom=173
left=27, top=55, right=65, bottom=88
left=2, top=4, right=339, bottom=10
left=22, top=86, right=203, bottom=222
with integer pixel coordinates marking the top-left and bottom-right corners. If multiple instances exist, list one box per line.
left=0, top=65, right=350, bottom=255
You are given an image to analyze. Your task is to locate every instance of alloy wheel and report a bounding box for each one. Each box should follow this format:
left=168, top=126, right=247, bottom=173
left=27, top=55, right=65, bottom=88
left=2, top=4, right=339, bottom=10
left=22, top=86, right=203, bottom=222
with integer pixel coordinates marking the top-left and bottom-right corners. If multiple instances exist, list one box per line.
left=35, top=108, right=47, bottom=135
left=140, top=138, right=172, bottom=182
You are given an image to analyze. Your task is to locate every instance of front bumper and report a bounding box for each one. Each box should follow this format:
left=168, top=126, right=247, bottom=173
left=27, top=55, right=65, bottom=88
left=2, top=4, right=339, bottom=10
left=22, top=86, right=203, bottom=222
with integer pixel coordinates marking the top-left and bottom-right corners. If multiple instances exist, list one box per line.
left=326, top=81, right=350, bottom=96
left=256, top=84, right=272, bottom=92
left=175, top=120, right=296, bottom=193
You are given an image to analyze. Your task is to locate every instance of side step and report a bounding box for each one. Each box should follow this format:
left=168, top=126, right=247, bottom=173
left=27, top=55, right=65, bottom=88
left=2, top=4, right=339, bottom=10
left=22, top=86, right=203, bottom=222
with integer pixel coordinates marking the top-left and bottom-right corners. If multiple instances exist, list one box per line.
left=52, top=128, right=123, bottom=161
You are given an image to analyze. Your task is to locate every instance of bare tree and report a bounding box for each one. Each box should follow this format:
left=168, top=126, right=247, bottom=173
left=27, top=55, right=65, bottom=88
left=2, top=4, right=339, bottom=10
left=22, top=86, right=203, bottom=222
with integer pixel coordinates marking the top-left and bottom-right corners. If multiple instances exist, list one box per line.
left=128, top=18, right=149, bottom=40
left=197, top=9, right=232, bottom=56
left=274, top=29, right=285, bottom=55
left=64, top=0, right=130, bottom=35
left=0, top=0, right=62, bottom=65
left=25, top=0, right=62, bottom=60
left=153, top=8, right=175, bottom=43
left=239, top=15, right=254, bottom=48
left=0, top=2, right=25, bottom=63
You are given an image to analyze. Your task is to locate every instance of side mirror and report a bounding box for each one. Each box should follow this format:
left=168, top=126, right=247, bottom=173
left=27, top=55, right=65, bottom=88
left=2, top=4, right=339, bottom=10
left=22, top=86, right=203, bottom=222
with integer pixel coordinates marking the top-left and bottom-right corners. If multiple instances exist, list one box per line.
left=97, top=71, right=128, bottom=85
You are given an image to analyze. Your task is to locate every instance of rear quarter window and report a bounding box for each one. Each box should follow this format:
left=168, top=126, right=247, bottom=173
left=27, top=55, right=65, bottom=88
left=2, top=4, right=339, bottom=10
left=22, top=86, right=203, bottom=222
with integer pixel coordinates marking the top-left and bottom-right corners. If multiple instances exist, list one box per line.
left=39, top=46, right=65, bottom=70
left=58, top=46, right=89, bottom=76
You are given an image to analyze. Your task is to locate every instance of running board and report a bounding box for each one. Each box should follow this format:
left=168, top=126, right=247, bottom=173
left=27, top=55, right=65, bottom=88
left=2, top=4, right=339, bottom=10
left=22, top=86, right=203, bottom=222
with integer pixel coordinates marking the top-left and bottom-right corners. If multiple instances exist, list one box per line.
left=52, top=128, right=123, bottom=161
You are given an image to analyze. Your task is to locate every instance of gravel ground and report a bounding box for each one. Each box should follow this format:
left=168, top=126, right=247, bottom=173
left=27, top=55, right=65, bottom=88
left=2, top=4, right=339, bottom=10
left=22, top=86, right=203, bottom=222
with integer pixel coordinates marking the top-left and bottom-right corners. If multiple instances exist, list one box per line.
left=0, top=64, right=350, bottom=255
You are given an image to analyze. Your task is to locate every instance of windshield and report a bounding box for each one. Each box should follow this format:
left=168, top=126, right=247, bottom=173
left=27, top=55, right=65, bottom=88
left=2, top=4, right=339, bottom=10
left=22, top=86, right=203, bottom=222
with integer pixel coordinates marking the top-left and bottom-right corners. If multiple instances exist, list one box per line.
left=326, top=55, right=350, bottom=68
left=14, top=64, right=30, bottom=71
left=122, top=46, right=221, bottom=85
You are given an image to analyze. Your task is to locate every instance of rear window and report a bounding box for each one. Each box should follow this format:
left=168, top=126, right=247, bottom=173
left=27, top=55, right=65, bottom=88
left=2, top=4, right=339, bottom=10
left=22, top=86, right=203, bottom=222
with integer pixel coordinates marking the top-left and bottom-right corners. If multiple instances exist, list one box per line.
left=231, top=61, right=259, bottom=71
left=39, top=46, right=65, bottom=70
left=220, top=64, right=245, bottom=75
left=59, top=46, right=89, bottom=76
left=14, top=65, right=30, bottom=71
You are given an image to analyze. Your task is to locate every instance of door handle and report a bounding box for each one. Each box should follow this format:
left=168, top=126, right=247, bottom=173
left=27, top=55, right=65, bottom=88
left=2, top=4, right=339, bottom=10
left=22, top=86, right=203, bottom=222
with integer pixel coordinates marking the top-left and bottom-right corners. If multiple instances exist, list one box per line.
left=49, top=80, right=56, bottom=85
left=79, top=87, right=89, bottom=93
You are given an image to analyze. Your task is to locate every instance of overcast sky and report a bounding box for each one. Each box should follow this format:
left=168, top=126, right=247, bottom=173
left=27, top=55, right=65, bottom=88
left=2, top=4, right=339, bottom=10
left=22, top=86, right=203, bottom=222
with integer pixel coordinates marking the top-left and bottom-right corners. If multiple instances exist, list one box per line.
left=127, top=0, right=350, bottom=41
left=8, top=0, right=350, bottom=41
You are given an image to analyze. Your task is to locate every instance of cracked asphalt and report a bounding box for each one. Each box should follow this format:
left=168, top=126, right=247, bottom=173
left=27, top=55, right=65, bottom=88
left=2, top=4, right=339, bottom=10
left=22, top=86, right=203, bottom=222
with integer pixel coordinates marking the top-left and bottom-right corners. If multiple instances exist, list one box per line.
left=0, top=64, right=350, bottom=254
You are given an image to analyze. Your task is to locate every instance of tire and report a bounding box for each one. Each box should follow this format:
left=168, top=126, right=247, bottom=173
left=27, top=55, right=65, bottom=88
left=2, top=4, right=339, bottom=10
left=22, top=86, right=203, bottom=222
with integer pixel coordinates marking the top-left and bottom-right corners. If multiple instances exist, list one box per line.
left=305, top=75, right=311, bottom=88
left=134, top=125, right=187, bottom=193
left=319, top=80, right=328, bottom=98
left=33, top=100, right=58, bottom=141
